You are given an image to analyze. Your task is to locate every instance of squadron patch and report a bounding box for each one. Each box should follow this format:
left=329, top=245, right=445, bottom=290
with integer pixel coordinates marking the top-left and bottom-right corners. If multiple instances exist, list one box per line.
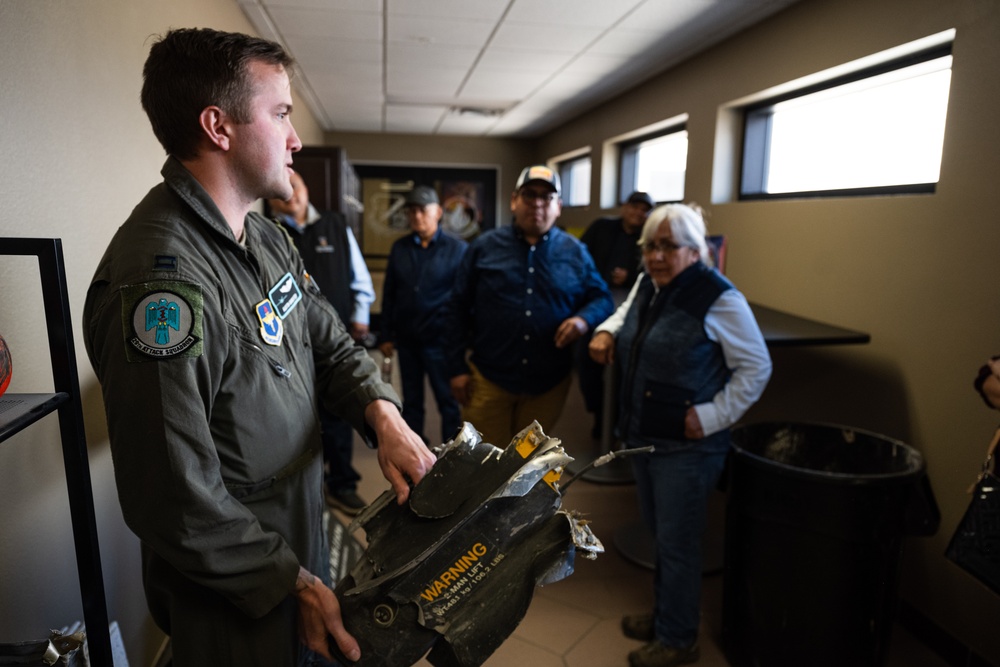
left=121, top=282, right=203, bottom=361
left=256, top=298, right=284, bottom=346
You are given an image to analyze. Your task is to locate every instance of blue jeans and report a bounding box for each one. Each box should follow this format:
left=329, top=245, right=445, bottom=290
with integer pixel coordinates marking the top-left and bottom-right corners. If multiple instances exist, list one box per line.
left=397, top=342, right=462, bottom=444
left=631, top=446, right=728, bottom=647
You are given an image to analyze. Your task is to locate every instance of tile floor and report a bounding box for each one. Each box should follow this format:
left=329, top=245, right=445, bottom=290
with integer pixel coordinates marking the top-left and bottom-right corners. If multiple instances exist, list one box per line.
left=336, top=355, right=950, bottom=667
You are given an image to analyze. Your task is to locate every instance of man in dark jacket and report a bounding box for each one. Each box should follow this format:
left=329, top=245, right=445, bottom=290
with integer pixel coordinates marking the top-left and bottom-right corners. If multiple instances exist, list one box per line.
left=378, top=185, right=467, bottom=445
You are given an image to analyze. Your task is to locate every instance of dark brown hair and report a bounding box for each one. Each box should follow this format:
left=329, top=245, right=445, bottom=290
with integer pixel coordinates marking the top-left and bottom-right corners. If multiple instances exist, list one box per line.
left=140, top=28, right=293, bottom=160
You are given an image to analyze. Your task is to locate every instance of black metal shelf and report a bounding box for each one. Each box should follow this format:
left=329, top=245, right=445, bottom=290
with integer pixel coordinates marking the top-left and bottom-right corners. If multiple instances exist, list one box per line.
left=0, top=238, right=113, bottom=666
left=0, top=393, right=69, bottom=441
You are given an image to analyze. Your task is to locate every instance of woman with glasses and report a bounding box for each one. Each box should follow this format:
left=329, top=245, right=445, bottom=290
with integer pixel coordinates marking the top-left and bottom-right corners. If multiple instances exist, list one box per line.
left=589, top=203, right=771, bottom=667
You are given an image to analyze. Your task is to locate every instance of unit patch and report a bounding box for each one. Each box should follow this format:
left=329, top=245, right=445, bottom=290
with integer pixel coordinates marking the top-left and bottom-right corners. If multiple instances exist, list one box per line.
left=256, top=299, right=284, bottom=346
left=121, top=282, right=203, bottom=361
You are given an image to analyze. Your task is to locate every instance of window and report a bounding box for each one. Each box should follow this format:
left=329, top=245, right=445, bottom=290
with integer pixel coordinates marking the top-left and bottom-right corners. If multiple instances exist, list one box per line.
left=740, top=43, right=953, bottom=199
left=555, top=153, right=592, bottom=207
left=619, top=126, right=688, bottom=204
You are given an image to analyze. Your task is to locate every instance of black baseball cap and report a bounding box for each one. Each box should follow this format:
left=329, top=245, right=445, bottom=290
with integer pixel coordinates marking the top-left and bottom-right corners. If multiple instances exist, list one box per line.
left=625, top=191, right=655, bottom=209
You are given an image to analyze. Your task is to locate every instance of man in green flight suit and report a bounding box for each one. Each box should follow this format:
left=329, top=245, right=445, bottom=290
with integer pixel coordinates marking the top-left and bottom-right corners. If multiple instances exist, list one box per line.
left=82, top=27, right=436, bottom=666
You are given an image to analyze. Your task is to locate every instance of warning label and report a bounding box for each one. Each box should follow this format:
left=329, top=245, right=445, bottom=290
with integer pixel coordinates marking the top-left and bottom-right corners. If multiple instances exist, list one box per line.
left=417, top=540, right=507, bottom=618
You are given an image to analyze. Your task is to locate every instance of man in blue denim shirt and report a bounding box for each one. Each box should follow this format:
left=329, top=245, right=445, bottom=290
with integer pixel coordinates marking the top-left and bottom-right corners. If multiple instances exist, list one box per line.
left=443, top=165, right=614, bottom=446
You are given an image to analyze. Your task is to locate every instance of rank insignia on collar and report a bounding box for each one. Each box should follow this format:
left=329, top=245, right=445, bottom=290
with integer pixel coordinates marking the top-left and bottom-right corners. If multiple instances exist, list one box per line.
left=268, top=271, right=303, bottom=319
left=256, top=298, right=284, bottom=346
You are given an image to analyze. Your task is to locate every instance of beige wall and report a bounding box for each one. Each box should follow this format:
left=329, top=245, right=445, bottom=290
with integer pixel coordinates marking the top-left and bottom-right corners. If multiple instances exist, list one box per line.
left=0, top=1, right=321, bottom=664
left=537, top=0, right=1000, bottom=660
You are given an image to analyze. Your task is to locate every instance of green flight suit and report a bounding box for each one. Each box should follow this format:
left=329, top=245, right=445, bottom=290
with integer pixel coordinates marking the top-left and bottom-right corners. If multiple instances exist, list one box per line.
left=83, top=158, right=397, bottom=666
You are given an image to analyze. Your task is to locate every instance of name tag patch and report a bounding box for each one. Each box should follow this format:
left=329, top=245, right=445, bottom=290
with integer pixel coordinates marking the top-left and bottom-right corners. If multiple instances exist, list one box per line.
left=268, top=272, right=303, bottom=319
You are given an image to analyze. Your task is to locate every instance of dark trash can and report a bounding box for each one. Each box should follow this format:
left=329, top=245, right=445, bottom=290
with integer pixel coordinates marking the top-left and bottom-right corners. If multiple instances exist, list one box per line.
left=722, top=422, right=939, bottom=667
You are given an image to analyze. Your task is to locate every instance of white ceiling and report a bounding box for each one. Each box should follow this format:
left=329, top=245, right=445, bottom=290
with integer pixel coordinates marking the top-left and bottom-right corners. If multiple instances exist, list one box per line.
left=237, top=0, right=800, bottom=137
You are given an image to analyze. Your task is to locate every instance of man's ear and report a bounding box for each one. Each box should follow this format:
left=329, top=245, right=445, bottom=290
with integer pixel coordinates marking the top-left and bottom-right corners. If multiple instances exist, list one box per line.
left=199, top=106, right=231, bottom=151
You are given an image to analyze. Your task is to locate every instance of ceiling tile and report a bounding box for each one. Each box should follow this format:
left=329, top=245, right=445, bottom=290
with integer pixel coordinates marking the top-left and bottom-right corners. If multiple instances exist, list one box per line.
left=387, top=15, right=496, bottom=47
left=386, top=0, right=509, bottom=21
left=268, top=7, right=382, bottom=40
left=319, top=94, right=384, bottom=115
left=387, top=42, right=480, bottom=70
left=490, top=21, right=602, bottom=52
left=387, top=67, right=469, bottom=99
left=437, top=110, right=502, bottom=135
left=385, top=104, right=449, bottom=133
left=559, top=52, right=633, bottom=80
left=487, top=102, right=548, bottom=135
left=474, top=48, right=575, bottom=72
left=460, top=67, right=551, bottom=99
left=503, top=0, right=640, bottom=28
left=588, top=28, right=664, bottom=57
left=248, top=0, right=803, bottom=136
left=307, top=69, right=383, bottom=98
left=329, top=116, right=383, bottom=132
left=288, top=36, right=381, bottom=71
left=253, top=0, right=378, bottom=9
left=320, top=96, right=384, bottom=130
left=616, top=0, right=715, bottom=32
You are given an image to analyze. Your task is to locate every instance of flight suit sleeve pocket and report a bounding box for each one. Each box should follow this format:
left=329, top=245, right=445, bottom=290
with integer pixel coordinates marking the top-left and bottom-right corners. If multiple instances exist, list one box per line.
left=639, top=380, right=693, bottom=440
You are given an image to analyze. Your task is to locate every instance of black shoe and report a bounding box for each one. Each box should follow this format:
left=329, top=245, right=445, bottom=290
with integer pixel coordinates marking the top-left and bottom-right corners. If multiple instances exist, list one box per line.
left=325, top=488, right=367, bottom=516
left=628, top=641, right=700, bottom=667
left=621, top=613, right=655, bottom=641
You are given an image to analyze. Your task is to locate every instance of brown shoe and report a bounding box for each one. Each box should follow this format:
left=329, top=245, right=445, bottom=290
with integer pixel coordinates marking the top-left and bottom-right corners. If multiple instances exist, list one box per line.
left=621, top=614, right=655, bottom=641
left=628, top=641, right=700, bottom=667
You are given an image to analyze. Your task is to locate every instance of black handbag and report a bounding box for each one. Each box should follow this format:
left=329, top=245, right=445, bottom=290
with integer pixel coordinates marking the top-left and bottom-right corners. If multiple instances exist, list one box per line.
left=945, top=426, right=1000, bottom=595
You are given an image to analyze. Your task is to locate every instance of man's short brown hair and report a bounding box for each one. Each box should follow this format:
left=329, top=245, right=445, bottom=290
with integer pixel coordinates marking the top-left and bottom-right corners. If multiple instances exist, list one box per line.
left=140, top=28, right=293, bottom=160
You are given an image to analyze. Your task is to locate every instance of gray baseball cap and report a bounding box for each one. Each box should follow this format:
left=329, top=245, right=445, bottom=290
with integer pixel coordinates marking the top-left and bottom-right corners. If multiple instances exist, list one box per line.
left=405, top=185, right=439, bottom=206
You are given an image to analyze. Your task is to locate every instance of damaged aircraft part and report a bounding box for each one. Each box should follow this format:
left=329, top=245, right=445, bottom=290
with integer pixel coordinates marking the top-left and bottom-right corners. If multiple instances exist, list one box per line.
left=330, top=421, right=603, bottom=667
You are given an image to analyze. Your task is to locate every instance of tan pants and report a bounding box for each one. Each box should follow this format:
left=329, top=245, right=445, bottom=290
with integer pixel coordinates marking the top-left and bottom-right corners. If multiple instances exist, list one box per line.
left=462, top=362, right=572, bottom=446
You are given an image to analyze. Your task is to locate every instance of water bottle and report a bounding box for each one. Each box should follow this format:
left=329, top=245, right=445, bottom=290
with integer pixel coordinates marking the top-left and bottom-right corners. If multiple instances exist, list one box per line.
left=381, top=354, right=393, bottom=384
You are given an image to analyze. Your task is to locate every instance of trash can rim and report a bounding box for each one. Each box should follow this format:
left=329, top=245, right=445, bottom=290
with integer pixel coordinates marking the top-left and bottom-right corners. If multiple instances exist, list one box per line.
left=731, top=420, right=925, bottom=482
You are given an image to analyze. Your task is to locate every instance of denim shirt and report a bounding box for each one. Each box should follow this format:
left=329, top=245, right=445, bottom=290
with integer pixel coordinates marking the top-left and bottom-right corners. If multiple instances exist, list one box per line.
left=443, top=224, right=613, bottom=395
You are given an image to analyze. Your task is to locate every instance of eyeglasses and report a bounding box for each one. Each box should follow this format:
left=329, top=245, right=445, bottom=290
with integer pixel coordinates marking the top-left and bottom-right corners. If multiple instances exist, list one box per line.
left=518, top=189, right=558, bottom=204
left=643, top=239, right=685, bottom=254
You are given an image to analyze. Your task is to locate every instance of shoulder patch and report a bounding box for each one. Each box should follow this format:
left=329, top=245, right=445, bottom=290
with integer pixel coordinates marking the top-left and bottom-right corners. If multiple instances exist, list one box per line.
left=121, top=282, right=203, bottom=361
